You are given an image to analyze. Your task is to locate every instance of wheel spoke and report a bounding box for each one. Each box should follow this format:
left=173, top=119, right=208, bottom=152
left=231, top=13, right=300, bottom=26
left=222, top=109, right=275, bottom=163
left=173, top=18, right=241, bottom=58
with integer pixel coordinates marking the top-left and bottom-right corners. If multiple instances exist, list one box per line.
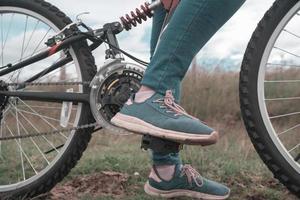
left=16, top=108, right=73, bottom=126
left=10, top=102, right=69, bottom=141
left=267, top=63, right=300, bottom=68
left=31, top=27, right=51, bottom=56
left=17, top=105, right=77, bottom=111
left=9, top=102, right=60, bottom=153
left=283, top=29, right=300, bottom=39
left=278, top=123, right=300, bottom=136
left=0, top=116, right=2, bottom=157
left=269, top=111, right=300, bottom=119
left=265, top=96, right=300, bottom=101
left=23, top=20, right=40, bottom=55
left=15, top=103, right=26, bottom=180
left=288, top=143, right=300, bottom=153
left=5, top=122, right=38, bottom=175
left=0, top=13, right=14, bottom=66
left=0, top=7, right=83, bottom=189
left=7, top=15, right=29, bottom=84
left=1, top=14, right=3, bottom=67
left=20, top=16, right=28, bottom=61
left=265, top=79, right=300, bottom=83
left=261, top=3, right=300, bottom=174
left=273, top=46, right=300, bottom=58
left=17, top=99, right=68, bottom=139
left=9, top=110, right=50, bottom=165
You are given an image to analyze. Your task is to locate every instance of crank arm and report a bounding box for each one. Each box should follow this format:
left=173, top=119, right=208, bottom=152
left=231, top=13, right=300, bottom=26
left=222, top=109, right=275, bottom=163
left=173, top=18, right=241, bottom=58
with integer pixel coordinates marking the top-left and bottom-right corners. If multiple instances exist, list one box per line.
left=0, top=91, right=90, bottom=104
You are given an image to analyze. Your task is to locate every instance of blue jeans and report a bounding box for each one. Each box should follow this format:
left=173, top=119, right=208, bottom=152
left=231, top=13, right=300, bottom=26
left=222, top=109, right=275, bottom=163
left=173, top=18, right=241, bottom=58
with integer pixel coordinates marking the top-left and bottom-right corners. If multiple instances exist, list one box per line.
left=145, top=0, right=245, bottom=165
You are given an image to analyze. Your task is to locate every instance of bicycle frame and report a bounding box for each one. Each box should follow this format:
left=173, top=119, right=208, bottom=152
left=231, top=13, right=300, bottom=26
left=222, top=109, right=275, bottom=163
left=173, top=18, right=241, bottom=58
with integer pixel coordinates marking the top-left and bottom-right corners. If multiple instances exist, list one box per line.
left=0, top=0, right=178, bottom=105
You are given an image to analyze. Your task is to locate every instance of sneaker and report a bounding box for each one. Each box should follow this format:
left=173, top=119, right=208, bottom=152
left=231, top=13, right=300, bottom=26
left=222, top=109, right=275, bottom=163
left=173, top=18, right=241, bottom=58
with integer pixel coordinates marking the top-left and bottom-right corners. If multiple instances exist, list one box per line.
left=144, top=164, right=230, bottom=199
left=111, top=90, right=218, bottom=145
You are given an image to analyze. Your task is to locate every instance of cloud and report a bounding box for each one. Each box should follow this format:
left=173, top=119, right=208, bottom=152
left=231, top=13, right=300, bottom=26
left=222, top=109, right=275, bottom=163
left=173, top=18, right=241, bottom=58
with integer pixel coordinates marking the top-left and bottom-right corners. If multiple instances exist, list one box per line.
left=198, top=0, right=274, bottom=59
left=49, top=0, right=276, bottom=65
left=51, top=0, right=152, bottom=65
left=41, top=0, right=284, bottom=67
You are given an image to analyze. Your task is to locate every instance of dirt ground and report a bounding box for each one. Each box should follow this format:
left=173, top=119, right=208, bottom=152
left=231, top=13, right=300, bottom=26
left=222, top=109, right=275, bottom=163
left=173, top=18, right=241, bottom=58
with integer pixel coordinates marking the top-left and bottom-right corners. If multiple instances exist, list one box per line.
left=48, top=171, right=129, bottom=200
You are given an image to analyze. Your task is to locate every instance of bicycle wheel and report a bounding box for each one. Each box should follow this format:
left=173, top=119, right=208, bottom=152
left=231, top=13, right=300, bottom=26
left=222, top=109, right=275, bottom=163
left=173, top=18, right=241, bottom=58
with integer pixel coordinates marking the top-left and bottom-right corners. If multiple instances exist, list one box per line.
left=240, top=0, right=300, bottom=197
left=0, top=0, right=96, bottom=199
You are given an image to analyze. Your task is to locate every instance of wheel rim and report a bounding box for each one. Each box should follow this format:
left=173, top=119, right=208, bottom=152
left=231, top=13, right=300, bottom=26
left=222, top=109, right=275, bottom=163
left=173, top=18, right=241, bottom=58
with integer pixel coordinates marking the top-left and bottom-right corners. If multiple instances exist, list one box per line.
left=258, top=2, right=300, bottom=174
left=0, top=7, right=83, bottom=191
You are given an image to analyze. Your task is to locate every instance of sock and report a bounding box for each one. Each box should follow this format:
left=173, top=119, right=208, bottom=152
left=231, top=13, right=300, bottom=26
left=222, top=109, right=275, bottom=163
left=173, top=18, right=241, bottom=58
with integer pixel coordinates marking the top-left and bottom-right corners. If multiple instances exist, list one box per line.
left=135, top=91, right=155, bottom=103
left=150, top=165, right=176, bottom=181
left=134, top=89, right=155, bottom=103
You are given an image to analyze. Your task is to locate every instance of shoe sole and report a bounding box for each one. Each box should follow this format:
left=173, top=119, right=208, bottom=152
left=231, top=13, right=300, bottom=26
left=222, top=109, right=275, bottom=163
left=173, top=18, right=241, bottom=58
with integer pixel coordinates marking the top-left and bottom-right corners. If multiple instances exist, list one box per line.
left=144, top=181, right=230, bottom=200
left=111, top=113, right=219, bottom=146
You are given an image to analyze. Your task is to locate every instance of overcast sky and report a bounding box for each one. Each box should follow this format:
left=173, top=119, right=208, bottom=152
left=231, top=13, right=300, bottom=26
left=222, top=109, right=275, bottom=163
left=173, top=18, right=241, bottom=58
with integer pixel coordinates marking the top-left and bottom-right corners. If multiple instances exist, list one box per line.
left=49, top=0, right=275, bottom=66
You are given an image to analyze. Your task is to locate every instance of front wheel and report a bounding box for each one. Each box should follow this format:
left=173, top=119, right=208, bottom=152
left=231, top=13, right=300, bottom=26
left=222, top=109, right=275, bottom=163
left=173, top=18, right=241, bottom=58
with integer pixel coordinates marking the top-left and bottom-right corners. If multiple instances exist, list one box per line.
left=0, top=0, right=96, bottom=199
left=240, top=0, right=300, bottom=197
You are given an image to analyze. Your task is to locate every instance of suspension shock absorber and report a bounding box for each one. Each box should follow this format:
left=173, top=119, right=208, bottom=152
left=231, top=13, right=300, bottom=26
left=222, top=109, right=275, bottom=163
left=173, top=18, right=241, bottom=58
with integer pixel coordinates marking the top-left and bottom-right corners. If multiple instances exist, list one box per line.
left=120, top=2, right=154, bottom=31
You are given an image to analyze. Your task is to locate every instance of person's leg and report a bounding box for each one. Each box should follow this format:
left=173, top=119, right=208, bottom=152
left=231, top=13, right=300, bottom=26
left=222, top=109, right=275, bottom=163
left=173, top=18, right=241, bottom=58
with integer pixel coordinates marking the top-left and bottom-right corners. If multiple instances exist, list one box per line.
left=141, top=0, right=245, bottom=99
left=150, top=2, right=166, bottom=60
left=112, top=0, right=245, bottom=145
left=147, top=1, right=183, bottom=179
left=135, top=2, right=166, bottom=102
left=112, top=0, right=245, bottom=199
left=136, top=0, right=181, bottom=102
left=142, top=1, right=245, bottom=198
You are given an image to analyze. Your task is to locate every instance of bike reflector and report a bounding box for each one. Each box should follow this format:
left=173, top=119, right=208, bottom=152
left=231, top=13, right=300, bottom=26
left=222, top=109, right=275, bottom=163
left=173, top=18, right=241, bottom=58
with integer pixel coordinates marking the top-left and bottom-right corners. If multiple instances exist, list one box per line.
left=60, top=88, right=73, bottom=127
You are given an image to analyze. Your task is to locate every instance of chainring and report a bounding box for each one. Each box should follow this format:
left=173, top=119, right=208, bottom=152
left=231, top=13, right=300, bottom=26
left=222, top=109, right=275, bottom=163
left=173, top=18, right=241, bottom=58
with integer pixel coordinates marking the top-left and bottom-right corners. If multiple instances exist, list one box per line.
left=90, top=59, right=145, bottom=133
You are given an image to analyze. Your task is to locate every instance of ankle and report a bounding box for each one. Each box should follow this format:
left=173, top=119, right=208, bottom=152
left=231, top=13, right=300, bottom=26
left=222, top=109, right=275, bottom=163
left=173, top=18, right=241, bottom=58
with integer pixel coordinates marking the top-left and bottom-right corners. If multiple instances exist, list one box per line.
left=134, top=85, right=155, bottom=103
left=150, top=165, right=176, bottom=182
left=138, top=85, right=155, bottom=93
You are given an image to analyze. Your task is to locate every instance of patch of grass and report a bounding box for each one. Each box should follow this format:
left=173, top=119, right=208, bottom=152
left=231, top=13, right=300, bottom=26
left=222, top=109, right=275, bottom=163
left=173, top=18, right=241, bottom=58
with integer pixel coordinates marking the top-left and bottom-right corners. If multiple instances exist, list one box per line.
left=1, top=68, right=298, bottom=199
left=63, top=121, right=297, bottom=200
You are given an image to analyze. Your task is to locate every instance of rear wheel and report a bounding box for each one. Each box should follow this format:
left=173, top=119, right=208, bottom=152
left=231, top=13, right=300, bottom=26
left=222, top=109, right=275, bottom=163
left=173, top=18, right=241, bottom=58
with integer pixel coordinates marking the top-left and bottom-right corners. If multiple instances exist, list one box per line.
left=0, top=0, right=96, bottom=199
left=240, top=0, right=300, bottom=197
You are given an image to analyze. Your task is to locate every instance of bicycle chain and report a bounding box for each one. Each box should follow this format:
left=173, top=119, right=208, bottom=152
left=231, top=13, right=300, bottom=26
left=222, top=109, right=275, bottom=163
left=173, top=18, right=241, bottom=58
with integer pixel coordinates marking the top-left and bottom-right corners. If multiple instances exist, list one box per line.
left=0, top=81, right=91, bottom=87
left=0, top=81, right=101, bottom=141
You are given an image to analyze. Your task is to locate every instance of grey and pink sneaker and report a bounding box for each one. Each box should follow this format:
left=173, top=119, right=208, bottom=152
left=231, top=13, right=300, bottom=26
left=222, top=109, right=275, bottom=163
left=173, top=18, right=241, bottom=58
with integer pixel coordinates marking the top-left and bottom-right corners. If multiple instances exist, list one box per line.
left=111, top=90, right=218, bottom=145
left=144, top=164, right=230, bottom=199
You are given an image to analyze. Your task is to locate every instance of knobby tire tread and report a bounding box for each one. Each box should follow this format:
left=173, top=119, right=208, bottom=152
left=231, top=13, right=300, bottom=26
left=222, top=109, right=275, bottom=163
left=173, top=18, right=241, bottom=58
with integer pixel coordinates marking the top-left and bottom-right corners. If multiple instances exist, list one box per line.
left=240, top=0, right=300, bottom=197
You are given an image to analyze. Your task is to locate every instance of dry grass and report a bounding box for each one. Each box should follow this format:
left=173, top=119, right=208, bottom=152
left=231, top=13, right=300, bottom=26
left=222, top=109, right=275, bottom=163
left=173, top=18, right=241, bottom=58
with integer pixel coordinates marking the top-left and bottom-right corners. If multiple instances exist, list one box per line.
left=182, top=67, right=240, bottom=123
left=0, top=66, right=298, bottom=199
left=50, top=68, right=299, bottom=200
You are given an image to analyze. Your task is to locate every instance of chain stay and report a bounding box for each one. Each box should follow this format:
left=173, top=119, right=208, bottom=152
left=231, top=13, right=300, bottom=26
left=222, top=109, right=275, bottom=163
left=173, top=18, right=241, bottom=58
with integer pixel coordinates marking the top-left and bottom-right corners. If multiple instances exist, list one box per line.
left=0, top=80, right=100, bottom=141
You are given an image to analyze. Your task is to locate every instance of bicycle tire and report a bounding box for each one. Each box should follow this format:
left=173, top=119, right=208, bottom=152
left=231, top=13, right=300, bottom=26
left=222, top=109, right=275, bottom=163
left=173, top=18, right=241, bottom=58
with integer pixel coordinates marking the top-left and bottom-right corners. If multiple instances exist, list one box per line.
left=0, top=0, right=96, bottom=199
left=240, top=0, right=300, bottom=197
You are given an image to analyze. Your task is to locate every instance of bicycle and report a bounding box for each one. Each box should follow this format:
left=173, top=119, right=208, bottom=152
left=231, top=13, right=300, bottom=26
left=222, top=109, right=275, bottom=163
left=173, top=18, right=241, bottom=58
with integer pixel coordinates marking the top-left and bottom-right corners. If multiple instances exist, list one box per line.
left=0, top=0, right=298, bottom=199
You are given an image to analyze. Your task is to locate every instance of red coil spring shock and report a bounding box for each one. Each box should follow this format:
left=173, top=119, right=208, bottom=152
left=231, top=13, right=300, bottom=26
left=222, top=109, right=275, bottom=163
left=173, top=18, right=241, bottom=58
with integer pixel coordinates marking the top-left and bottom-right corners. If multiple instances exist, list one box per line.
left=120, top=2, right=153, bottom=31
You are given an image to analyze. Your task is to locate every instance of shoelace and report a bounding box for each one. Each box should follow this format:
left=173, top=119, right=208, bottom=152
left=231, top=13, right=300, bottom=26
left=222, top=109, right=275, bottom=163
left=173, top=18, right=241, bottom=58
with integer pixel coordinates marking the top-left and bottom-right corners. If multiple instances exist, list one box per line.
left=180, top=165, right=203, bottom=187
left=153, top=90, right=198, bottom=120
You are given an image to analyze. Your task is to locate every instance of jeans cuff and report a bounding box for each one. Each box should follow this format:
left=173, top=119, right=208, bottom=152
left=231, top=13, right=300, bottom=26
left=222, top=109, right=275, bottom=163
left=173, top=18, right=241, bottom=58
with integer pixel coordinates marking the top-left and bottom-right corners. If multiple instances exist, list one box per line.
left=152, top=152, right=182, bottom=166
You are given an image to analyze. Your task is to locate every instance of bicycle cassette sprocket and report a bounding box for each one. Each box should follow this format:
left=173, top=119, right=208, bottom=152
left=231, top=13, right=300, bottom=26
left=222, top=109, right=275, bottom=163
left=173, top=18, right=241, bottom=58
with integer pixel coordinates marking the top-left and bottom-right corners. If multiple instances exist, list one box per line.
left=90, top=59, right=145, bottom=133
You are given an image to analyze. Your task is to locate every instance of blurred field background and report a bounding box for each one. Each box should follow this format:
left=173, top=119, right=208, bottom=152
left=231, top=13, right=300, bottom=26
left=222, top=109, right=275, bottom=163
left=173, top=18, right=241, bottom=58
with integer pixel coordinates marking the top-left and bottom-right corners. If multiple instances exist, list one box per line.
left=45, top=64, right=299, bottom=200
